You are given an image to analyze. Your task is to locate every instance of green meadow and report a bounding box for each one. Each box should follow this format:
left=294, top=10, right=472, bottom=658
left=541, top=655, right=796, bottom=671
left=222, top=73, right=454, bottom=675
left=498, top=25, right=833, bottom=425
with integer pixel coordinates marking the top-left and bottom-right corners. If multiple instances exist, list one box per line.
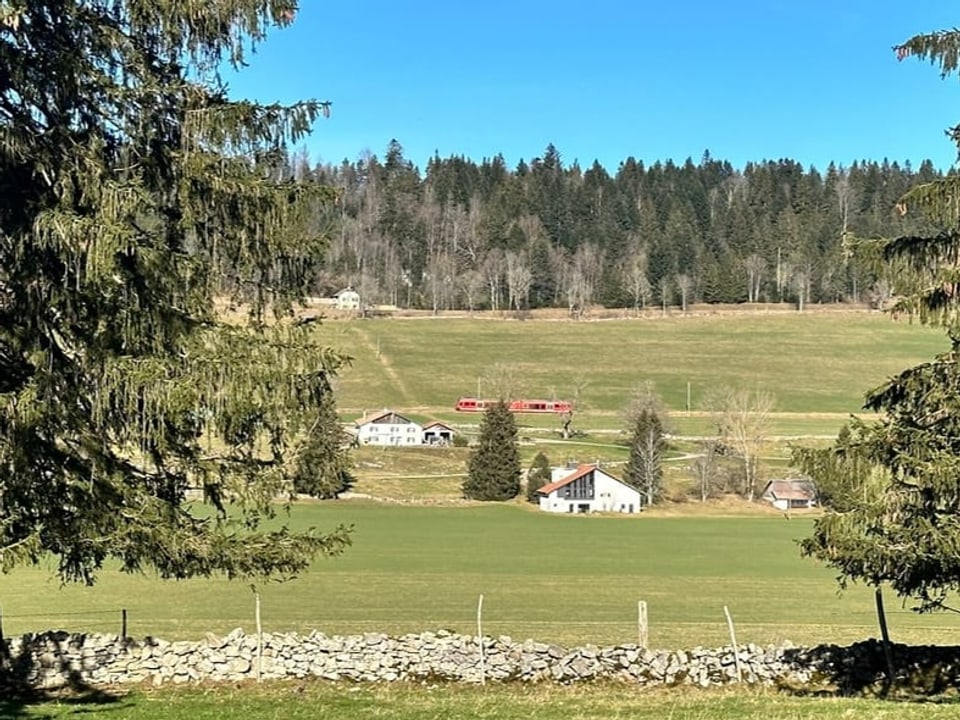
left=11, top=683, right=960, bottom=720
left=7, top=311, right=960, bottom=716
left=320, top=311, right=948, bottom=437
left=2, top=503, right=955, bottom=650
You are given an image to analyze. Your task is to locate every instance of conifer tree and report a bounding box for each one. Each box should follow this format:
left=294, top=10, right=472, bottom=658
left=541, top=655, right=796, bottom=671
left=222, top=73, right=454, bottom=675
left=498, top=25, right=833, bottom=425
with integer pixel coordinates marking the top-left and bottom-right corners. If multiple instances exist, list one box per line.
left=796, top=26, right=960, bottom=615
left=525, top=451, right=552, bottom=503
left=0, top=1, right=351, bottom=583
left=463, top=401, right=520, bottom=501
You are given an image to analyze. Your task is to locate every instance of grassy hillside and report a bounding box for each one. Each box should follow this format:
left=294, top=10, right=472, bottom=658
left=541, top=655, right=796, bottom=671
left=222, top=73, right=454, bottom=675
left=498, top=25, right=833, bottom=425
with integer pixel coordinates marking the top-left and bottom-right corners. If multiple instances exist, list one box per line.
left=2, top=503, right=955, bottom=649
left=319, top=311, right=947, bottom=437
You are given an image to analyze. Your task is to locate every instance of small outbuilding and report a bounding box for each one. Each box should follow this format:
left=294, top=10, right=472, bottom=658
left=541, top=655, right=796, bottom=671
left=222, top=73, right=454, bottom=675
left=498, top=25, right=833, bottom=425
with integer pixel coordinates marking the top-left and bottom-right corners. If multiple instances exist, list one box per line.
left=537, top=464, right=642, bottom=514
left=422, top=421, right=456, bottom=446
left=761, top=478, right=818, bottom=510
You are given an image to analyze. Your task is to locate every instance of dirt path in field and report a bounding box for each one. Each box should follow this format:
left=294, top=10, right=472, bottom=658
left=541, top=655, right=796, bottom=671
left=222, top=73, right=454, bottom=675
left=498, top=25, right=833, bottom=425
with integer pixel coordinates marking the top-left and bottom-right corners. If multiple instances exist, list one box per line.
left=357, top=329, right=414, bottom=406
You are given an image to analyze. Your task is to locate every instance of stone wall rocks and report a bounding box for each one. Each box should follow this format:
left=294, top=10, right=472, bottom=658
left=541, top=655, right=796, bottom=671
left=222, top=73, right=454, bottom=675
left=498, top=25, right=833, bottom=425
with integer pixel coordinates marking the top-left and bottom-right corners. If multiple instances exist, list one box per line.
left=2, top=630, right=957, bottom=694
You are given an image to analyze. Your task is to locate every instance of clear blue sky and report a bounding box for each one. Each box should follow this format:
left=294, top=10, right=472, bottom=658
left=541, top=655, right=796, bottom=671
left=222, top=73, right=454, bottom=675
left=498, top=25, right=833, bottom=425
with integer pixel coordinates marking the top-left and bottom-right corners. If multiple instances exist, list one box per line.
left=225, top=1, right=960, bottom=173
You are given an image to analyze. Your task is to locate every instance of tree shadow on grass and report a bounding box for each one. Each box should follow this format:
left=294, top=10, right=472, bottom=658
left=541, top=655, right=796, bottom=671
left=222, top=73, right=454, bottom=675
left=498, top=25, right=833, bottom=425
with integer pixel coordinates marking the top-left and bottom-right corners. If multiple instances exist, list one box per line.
left=0, top=636, right=130, bottom=719
left=780, top=640, right=960, bottom=701
left=0, top=683, right=130, bottom=720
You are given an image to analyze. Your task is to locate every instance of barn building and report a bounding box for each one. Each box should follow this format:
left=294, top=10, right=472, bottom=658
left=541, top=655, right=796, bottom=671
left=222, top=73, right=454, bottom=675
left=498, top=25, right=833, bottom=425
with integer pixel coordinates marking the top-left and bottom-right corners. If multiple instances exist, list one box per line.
left=761, top=478, right=818, bottom=510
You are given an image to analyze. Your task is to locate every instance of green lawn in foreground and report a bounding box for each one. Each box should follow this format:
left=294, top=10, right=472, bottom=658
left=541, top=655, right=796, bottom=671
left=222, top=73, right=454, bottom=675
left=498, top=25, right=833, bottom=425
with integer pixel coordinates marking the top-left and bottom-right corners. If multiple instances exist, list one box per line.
left=321, top=313, right=947, bottom=421
left=9, top=682, right=960, bottom=719
left=2, top=504, right=956, bottom=649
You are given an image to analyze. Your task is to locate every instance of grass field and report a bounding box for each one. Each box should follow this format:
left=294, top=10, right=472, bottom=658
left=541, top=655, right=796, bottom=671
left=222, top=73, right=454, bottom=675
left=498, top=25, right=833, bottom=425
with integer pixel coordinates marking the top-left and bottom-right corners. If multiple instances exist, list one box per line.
left=328, top=310, right=948, bottom=490
left=2, top=503, right=956, bottom=650
left=322, top=312, right=948, bottom=436
left=10, top=682, right=960, bottom=719
left=5, top=311, right=956, bottom=715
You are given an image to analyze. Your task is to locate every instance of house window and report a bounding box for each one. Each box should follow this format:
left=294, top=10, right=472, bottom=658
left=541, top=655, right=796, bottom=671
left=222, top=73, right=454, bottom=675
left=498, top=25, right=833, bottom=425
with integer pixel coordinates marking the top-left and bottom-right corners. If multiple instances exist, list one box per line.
left=562, top=474, right=595, bottom=501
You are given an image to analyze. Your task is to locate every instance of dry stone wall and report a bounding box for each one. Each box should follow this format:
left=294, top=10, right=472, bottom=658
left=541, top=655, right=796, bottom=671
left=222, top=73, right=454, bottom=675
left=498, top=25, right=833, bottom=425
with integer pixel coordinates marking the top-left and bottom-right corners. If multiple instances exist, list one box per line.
left=2, top=629, right=957, bottom=693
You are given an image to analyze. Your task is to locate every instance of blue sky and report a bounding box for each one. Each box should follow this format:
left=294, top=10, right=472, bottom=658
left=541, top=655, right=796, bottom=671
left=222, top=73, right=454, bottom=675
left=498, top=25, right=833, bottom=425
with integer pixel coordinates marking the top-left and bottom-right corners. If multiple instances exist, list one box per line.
left=225, top=1, right=960, bottom=173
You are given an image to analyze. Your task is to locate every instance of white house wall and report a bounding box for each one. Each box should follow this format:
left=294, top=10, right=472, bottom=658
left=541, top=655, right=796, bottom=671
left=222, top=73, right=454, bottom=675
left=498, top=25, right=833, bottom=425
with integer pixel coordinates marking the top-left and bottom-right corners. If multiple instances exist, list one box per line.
left=551, top=467, right=578, bottom=482
left=335, top=290, right=361, bottom=310
left=541, top=470, right=642, bottom=514
left=357, top=422, right=423, bottom=446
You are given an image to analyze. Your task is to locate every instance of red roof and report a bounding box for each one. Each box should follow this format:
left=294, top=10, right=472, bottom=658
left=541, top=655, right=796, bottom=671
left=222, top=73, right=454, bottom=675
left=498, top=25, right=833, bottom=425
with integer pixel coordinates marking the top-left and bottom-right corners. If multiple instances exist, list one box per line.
left=536, top=464, right=597, bottom=495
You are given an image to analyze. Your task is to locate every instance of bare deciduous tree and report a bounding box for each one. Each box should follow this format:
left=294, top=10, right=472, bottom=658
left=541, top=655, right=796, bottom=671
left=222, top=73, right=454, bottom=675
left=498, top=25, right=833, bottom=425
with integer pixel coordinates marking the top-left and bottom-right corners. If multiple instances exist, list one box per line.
left=744, top=253, right=765, bottom=303
left=565, top=244, right=604, bottom=318
left=689, top=439, right=720, bottom=502
left=622, top=238, right=652, bottom=315
left=835, top=169, right=856, bottom=237
left=557, top=373, right=589, bottom=440
left=676, top=273, right=693, bottom=313
left=424, top=251, right=456, bottom=314
left=516, top=214, right=546, bottom=246
left=787, top=258, right=813, bottom=312
left=482, top=362, right=524, bottom=402
left=659, top=276, right=672, bottom=315
left=458, top=269, right=485, bottom=313
left=481, top=249, right=505, bottom=311
left=705, top=387, right=774, bottom=502
left=505, top=250, right=533, bottom=312
left=456, top=197, right=485, bottom=267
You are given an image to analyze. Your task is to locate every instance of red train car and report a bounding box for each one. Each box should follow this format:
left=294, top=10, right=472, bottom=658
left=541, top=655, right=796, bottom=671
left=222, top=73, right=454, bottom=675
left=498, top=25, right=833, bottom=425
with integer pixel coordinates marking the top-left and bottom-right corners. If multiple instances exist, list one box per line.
left=454, top=397, right=572, bottom=414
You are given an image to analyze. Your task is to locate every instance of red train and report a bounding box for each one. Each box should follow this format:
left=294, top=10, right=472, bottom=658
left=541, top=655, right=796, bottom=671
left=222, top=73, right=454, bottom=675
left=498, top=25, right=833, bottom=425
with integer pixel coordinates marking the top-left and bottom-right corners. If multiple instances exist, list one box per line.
left=454, top=397, right=572, bottom=414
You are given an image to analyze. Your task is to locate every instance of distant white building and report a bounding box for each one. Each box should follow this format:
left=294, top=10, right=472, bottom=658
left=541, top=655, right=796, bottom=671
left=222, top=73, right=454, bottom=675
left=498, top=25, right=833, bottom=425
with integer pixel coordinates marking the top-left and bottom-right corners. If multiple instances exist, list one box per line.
left=335, top=287, right=361, bottom=311
left=422, top=421, right=456, bottom=446
left=537, top=464, right=642, bottom=514
left=353, top=409, right=422, bottom=446
left=761, top=478, right=818, bottom=511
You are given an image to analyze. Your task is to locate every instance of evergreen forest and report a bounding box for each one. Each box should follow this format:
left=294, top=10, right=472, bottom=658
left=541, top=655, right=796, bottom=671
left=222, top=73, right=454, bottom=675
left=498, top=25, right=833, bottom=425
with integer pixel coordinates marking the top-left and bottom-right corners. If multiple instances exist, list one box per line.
left=288, top=141, right=948, bottom=313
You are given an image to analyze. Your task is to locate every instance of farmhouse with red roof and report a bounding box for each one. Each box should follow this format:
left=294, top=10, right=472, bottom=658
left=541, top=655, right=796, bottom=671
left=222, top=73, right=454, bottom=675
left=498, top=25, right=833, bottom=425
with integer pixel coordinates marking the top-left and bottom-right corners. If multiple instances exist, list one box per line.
left=536, top=464, right=642, bottom=514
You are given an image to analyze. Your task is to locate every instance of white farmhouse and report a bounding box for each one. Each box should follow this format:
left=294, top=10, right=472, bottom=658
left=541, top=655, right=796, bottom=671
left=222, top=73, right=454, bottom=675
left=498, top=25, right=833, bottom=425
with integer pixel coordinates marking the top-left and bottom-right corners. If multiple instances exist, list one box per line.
left=537, top=464, right=642, bottom=514
left=335, top=287, right=361, bottom=311
left=354, top=409, right=423, bottom=446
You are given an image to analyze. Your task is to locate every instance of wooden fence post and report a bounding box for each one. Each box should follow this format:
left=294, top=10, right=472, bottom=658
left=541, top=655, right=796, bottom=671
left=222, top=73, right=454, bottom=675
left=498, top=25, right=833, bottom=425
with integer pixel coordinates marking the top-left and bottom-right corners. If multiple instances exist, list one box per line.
left=477, top=594, right=485, bottom=686
left=723, top=605, right=742, bottom=683
left=637, top=601, right=648, bottom=647
left=251, top=585, right=263, bottom=683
